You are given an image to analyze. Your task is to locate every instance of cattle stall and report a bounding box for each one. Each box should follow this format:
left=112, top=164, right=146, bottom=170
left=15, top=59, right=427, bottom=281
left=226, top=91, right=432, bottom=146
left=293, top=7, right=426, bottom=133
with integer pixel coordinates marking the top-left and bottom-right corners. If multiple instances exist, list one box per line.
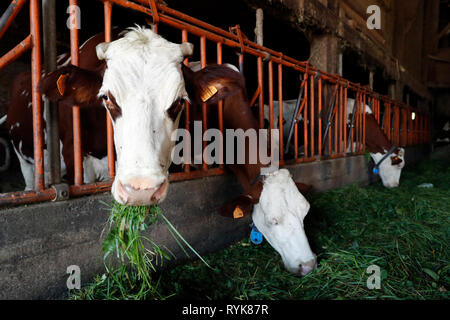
left=0, top=0, right=439, bottom=300
left=0, top=0, right=432, bottom=205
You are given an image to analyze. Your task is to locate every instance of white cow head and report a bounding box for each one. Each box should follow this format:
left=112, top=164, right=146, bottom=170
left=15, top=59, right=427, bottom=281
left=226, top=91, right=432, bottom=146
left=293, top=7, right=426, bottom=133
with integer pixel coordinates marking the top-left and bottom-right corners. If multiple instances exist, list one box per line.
left=39, top=27, right=269, bottom=206
left=94, top=27, right=195, bottom=205
left=371, top=147, right=405, bottom=188
left=252, top=169, right=317, bottom=276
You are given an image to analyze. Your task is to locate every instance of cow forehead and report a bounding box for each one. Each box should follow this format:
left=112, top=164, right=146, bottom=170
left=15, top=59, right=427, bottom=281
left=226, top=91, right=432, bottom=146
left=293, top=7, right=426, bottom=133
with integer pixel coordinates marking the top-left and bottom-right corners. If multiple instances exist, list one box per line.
left=100, top=27, right=183, bottom=61
left=260, top=169, right=309, bottom=219
left=101, top=59, right=185, bottom=111
left=99, top=29, right=187, bottom=109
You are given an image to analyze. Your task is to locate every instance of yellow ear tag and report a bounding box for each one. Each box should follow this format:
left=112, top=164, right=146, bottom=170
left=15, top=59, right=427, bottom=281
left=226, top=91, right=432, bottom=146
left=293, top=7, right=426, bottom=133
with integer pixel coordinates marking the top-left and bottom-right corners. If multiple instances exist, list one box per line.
left=201, top=85, right=218, bottom=102
left=233, top=206, right=244, bottom=219
left=57, top=73, right=69, bottom=96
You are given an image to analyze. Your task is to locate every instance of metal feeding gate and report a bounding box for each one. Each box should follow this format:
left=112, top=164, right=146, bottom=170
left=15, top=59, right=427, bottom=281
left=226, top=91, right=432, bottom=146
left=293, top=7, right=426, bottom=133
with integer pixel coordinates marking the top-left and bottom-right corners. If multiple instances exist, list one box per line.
left=0, top=0, right=432, bottom=207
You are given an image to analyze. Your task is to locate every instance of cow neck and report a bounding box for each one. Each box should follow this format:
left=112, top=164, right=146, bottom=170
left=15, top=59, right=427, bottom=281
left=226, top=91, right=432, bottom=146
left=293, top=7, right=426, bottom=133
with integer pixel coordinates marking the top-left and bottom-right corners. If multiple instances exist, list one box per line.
left=364, top=113, right=395, bottom=154
left=221, top=90, right=268, bottom=202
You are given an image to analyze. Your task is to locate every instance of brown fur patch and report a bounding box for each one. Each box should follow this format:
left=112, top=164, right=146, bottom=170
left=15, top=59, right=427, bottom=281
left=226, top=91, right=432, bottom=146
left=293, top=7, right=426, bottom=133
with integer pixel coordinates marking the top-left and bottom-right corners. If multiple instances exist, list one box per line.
left=182, top=64, right=247, bottom=106
left=390, top=155, right=403, bottom=165
left=167, top=98, right=185, bottom=122
left=104, top=91, right=122, bottom=121
left=39, top=65, right=103, bottom=107
left=364, top=113, right=393, bottom=154
left=295, top=182, right=313, bottom=194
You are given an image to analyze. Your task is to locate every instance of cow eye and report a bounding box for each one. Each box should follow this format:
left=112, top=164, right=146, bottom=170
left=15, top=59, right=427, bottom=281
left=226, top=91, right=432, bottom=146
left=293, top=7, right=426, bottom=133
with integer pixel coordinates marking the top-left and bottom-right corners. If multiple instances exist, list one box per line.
left=167, top=98, right=185, bottom=121
left=268, top=217, right=279, bottom=226
left=390, top=156, right=402, bottom=165
left=102, top=92, right=122, bottom=121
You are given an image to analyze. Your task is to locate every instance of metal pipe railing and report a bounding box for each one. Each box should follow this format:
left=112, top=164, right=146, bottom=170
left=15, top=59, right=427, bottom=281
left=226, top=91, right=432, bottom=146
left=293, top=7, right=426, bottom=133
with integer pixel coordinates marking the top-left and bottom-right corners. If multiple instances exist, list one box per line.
left=181, top=29, right=191, bottom=175
left=104, top=1, right=115, bottom=180
left=42, top=0, right=61, bottom=186
left=69, top=0, right=83, bottom=186
left=278, top=63, right=284, bottom=164
left=217, top=42, right=224, bottom=170
left=0, top=0, right=28, bottom=40
left=0, top=0, right=432, bottom=207
left=0, top=35, right=32, bottom=69
left=30, top=0, right=45, bottom=191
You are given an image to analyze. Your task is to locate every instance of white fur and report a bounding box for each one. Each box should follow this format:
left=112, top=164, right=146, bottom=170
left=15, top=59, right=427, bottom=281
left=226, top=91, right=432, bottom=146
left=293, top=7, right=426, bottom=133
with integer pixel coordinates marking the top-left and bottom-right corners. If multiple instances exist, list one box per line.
left=83, top=155, right=110, bottom=184
left=97, top=27, right=190, bottom=204
left=370, top=147, right=405, bottom=188
left=346, top=98, right=372, bottom=120
left=12, top=143, right=34, bottom=191
left=188, top=61, right=239, bottom=73
left=263, top=99, right=304, bottom=138
left=13, top=139, right=109, bottom=190
left=252, top=169, right=315, bottom=274
left=0, top=115, right=7, bottom=125
left=442, top=122, right=449, bottom=132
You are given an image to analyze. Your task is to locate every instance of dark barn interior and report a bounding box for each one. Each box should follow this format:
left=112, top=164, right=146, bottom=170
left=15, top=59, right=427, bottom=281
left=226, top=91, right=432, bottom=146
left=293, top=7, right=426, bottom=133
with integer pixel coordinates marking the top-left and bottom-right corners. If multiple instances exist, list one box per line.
left=1, top=0, right=448, bottom=192
left=0, top=0, right=449, bottom=300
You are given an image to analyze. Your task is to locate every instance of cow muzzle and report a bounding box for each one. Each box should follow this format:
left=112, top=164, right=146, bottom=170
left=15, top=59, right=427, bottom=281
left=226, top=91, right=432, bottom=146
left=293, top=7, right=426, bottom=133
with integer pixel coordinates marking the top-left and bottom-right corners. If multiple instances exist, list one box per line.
left=285, top=255, right=317, bottom=276
left=299, top=257, right=317, bottom=276
left=115, top=177, right=168, bottom=205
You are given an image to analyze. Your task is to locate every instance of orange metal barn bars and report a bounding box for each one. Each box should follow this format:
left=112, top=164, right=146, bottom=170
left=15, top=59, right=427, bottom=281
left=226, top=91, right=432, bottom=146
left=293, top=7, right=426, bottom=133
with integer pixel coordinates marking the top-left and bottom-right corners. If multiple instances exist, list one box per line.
left=0, top=0, right=432, bottom=206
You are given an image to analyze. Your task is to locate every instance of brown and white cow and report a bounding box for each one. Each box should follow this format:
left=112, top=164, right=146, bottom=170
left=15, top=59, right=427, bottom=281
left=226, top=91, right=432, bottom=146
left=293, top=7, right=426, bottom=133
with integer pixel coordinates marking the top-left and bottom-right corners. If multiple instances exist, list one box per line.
left=39, top=27, right=316, bottom=276
left=182, top=63, right=316, bottom=275
left=346, top=98, right=405, bottom=188
left=4, top=31, right=121, bottom=190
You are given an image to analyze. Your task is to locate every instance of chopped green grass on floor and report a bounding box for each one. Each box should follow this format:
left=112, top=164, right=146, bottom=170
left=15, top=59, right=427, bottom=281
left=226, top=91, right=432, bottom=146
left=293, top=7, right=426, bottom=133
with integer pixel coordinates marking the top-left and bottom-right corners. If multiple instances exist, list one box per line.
left=71, top=158, right=450, bottom=300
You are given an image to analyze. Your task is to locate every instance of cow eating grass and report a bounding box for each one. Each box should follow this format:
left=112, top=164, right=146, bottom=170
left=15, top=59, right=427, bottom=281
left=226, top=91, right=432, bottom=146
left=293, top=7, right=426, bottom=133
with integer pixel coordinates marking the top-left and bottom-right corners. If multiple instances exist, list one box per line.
left=39, top=27, right=316, bottom=276
left=346, top=98, right=405, bottom=188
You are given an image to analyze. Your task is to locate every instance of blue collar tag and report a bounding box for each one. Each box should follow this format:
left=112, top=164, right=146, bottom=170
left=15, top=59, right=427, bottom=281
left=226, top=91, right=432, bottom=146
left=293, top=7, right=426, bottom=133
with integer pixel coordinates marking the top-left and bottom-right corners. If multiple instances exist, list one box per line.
left=373, top=167, right=379, bottom=175
left=250, top=224, right=263, bottom=245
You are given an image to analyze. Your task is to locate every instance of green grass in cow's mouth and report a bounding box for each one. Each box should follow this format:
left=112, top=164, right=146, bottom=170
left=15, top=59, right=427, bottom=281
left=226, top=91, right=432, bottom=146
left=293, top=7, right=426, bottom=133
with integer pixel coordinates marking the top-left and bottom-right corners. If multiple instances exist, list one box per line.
left=70, top=202, right=210, bottom=300
left=71, top=158, right=449, bottom=300
left=68, top=203, right=168, bottom=299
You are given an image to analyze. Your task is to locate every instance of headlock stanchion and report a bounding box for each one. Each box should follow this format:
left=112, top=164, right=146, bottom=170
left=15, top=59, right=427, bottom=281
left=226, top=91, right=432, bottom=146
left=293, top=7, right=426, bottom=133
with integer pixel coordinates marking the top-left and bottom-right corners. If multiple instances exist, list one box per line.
left=285, top=76, right=306, bottom=154
left=0, top=0, right=432, bottom=207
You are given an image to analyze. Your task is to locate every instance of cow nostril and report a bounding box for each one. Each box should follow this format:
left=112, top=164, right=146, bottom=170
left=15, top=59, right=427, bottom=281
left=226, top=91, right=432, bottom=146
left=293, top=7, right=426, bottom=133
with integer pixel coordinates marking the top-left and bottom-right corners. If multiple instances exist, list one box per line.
left=299, top=258, right=317, bottom=276
left=115, top=179, right=168, bottom=205
left=150, top=180, right=168, bottom=202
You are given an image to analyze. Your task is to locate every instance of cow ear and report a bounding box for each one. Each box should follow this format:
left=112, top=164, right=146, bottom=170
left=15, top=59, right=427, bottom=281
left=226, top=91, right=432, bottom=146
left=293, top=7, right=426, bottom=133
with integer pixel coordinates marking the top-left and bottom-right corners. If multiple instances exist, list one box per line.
left=39, top=65, right=103, bottom=107
left=180, top=42, right=194, bottom=58
left=96, top=42, right=110, bottom=60
left=182, top=64, right=246, bottom=106
left=218, top=195, right=254, bottom=219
